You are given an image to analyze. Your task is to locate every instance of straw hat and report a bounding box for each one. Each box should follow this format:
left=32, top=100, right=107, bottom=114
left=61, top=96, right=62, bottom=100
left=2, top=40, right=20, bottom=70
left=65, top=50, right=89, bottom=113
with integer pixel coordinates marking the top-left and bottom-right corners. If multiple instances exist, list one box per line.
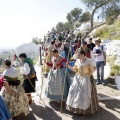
left=95, top=38, right=101, bottom=43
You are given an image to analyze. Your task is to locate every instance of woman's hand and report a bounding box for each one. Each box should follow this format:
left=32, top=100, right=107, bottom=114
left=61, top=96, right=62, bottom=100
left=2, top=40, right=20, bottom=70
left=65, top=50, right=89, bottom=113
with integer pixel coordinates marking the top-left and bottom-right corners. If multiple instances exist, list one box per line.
left=3, top=81, right=11, bottom=93
left=75, top=49, right=78, bottom=54
left=66, top=61, right=69, bottom=68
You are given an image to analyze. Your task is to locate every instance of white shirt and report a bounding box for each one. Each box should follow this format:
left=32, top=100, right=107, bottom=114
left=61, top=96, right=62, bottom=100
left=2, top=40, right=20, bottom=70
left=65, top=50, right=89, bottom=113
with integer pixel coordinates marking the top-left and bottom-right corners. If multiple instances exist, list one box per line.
left=3, top=67, right=18, bottom=78
left=20, top=63, right=30, bottom=75
left=73, top=53, right=78, bottom=60
left=93, top=45, right=106, bottom=62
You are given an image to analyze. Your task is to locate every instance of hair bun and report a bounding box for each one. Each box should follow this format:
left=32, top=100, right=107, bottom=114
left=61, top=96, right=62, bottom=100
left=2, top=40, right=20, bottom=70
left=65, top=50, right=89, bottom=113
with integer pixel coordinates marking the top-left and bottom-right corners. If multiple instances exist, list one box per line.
left=4, top=58, right=11, bottom=66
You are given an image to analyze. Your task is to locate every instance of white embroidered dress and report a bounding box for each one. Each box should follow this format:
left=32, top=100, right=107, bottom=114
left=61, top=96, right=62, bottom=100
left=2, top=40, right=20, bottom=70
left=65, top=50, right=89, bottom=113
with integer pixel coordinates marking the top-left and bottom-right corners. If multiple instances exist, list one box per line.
left=66, top=58, right=94, bottom=110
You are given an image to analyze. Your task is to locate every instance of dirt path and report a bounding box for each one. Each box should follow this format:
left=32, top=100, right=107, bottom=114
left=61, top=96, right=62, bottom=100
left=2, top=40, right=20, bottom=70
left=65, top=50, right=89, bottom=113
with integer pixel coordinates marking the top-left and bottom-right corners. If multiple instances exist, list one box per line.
left=15, top=64, right=120, bottom=120
left=15, top=98, right=120, bottom=120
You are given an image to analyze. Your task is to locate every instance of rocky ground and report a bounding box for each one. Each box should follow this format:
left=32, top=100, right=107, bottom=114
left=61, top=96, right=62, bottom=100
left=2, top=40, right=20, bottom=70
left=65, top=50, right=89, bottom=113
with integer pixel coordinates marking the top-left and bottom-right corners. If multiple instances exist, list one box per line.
left=15, top=64, right=120, bottom=120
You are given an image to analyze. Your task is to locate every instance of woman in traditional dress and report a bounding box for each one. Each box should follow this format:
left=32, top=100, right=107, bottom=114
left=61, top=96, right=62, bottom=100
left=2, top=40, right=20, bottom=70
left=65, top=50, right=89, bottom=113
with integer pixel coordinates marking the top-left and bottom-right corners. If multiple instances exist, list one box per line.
left=43, top=41, right=55, bottom=74
left=0, top=96, right=12, bottom=120
left=55, top=38, right=62, bottom=54
left=66, top=50, right=99, bottom=115
left=45, top=49, right=71, bottom=103
left=1, top=59, right=29, bottom=118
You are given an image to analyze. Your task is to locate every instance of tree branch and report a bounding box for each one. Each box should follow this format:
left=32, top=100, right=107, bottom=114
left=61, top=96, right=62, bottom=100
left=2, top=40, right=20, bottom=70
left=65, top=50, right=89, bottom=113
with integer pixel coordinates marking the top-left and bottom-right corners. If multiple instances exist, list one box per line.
left=94, top=11, right=120, bottom=29
left=90, top=0, right=112, bottom=28
left=82, top=11, right=120, bottom=40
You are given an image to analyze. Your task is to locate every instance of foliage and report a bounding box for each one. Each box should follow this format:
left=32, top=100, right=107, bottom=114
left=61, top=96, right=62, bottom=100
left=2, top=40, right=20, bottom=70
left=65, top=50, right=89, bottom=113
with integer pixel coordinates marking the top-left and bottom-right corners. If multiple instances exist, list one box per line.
left=93, top=20, right=120, bottom=39
left=66, top=7, right=91, bottom=24
left=106, top=55, right=120, bottom=76
left=66, top=8, right=82, bottom=23
left=56, top=22, right=65, bottom=32
left=55, top=21, right=73, bottom=32
left=52, top=7, right=91, bottom=32
left=32, top=37, right=43, bottom=44
left=64, top=22, right=73, bottom=30
left=94, top=26, right=109, bottom=39
left=73, top=22, right=81, bottom=29
left=106, top=56, right=116, bottom=66
left=80, top=11, right=91, bottom=23
left=110, top=65, right=120, bottom=76
left=81, top=0, right=120, bottom=21
left=51, top=27, right=56, bottom=32
left=80, top=0, right=120, bottom=40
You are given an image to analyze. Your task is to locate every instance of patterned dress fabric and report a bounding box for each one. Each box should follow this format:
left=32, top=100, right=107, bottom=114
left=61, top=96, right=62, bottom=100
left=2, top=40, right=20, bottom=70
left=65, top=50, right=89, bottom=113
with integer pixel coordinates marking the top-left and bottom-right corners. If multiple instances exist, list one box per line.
left=1, top=67, right=29, bottom=118
left=45, top=56, right=71, bottom=101
left=66, top=58, right=99, bottom=114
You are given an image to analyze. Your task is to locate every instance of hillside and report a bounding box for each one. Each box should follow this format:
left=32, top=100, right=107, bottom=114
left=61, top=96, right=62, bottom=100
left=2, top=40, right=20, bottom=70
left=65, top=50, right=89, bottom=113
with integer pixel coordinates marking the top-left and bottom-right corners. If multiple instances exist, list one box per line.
left=93, top=19, right=120, bottom=40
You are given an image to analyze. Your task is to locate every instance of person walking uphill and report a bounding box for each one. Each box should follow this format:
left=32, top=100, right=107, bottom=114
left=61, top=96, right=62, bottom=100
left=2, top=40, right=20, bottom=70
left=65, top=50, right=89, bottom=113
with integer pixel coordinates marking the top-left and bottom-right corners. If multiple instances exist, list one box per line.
left=19, top=53, right=37, bottom=105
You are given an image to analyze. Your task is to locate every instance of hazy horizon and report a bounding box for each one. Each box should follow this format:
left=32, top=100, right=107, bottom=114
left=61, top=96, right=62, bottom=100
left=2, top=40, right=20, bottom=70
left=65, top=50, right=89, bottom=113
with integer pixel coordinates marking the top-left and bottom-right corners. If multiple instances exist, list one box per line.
left=0, top=0, right=87, bottom=49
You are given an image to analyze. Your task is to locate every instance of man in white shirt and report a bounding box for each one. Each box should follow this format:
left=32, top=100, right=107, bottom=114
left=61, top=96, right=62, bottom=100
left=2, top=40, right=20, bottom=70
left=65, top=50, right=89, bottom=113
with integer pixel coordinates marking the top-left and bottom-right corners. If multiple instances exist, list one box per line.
left=93, top=39, right=106, bottom=85
left=19, top=53, right=37, bottom=104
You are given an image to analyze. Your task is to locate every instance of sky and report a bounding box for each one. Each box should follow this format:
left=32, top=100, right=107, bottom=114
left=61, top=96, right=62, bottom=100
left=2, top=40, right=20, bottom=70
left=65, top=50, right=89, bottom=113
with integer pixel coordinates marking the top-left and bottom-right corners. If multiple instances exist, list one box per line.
left=0, top=0, right=86, bottom=49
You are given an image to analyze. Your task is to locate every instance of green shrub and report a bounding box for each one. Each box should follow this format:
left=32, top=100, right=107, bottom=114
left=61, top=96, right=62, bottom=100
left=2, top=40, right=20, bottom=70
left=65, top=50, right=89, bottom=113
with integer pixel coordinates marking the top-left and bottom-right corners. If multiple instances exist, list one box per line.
left=93, top=20, right=120, bottom=40
left=107, top=56, right=120, bottom=76
left=94, top=26, right=109, bottom=39
left=106, top=56, right=116, bottom=67
left=110, top=65, right=120, bottom=76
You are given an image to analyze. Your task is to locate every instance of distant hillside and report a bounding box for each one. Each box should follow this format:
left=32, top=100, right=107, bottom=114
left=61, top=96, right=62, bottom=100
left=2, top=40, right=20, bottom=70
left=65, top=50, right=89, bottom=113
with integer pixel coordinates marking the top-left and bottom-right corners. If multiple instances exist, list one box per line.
left=93, top=19, right=120, bottom=40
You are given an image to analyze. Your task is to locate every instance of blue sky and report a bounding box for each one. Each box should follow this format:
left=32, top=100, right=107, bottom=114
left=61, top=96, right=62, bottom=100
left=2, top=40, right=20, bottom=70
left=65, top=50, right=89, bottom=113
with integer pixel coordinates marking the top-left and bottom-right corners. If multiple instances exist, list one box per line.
left=0, top=0, right=86, bottom=48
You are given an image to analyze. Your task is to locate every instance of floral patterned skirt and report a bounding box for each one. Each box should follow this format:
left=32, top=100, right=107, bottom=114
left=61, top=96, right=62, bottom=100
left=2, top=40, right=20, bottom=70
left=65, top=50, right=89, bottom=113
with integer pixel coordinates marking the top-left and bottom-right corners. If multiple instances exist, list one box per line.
left=1, top=85, right=29, bottom=117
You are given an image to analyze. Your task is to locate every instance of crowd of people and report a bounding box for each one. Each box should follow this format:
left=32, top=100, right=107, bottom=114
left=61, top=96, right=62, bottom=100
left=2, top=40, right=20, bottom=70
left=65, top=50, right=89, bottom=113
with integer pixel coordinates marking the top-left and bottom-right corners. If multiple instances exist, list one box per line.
left=43, top=30, right=106, bottom=115
left=0, top=30, right=106, bottom=119
left=43, top=30, right=106, bottom=85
